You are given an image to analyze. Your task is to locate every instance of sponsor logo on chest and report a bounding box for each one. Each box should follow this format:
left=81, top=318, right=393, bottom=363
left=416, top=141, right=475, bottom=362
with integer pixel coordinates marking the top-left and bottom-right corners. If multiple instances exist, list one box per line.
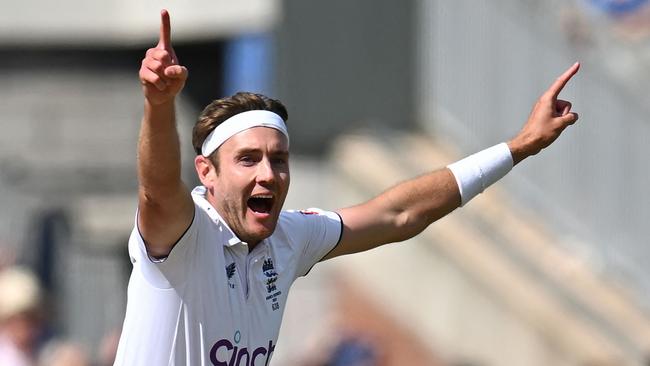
left=210, top=331, right=275, bottom=366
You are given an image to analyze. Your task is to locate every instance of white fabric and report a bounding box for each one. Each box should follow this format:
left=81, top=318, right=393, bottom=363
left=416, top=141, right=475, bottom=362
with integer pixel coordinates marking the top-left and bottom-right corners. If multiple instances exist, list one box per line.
left=201, top=110, right=289, bottom=157
left=447, top=143, right=513, bottom=206
left=114, top=186, right=341, bottom=366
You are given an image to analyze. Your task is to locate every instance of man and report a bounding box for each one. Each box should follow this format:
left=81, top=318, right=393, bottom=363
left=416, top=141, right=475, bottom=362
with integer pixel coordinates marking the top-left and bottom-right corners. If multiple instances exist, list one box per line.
left=114, top=10, right=580, bottom=366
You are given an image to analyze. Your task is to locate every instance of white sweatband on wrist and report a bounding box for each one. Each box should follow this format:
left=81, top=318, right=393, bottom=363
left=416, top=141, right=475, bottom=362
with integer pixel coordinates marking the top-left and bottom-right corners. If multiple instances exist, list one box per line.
left=447, top=143, right=513, bottom=206
left=201, top=110, right=289, bottom=157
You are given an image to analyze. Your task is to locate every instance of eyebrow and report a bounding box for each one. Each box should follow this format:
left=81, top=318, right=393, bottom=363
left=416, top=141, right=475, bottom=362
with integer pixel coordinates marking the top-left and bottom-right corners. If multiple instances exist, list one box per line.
left=271, top=150, right=289, bottom=158
left=234, top=147, right=289, bottom=157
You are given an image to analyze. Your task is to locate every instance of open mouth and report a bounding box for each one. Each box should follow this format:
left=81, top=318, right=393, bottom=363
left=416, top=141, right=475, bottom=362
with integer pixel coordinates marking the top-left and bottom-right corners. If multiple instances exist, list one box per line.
left=247, top=194, right=274, bottom=215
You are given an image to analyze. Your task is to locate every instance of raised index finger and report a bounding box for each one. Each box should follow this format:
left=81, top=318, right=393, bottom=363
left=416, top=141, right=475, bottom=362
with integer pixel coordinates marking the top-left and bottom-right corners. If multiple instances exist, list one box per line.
left=157, top=9, right=172, bottom=50
left=545, top=62, right=580, bottom=100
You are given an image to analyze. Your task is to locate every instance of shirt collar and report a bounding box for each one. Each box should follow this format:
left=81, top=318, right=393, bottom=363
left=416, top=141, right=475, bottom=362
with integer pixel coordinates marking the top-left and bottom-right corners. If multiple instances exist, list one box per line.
left=191, top=186, right=246, bottom=248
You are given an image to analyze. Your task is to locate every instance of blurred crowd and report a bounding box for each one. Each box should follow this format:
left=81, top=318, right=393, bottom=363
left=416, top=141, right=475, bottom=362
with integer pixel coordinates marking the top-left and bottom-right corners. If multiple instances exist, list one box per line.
left=0, top=256, right=118, bottom=366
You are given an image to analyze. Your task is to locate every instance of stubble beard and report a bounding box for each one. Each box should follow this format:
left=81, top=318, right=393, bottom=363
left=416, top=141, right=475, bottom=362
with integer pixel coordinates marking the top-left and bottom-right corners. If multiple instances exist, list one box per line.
left=218, top=195, right=276, bottom=246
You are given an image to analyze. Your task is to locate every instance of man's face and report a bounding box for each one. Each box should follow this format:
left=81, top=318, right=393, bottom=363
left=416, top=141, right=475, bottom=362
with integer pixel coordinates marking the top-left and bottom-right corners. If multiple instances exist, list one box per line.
left=210, top=127, right=290, bottom=246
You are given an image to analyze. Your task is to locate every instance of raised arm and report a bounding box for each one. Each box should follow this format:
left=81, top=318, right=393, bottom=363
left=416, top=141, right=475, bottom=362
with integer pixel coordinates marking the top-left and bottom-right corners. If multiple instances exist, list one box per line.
left=137, top=10, right=193, bottom=258
left=325, top=62, right=580, bottom=260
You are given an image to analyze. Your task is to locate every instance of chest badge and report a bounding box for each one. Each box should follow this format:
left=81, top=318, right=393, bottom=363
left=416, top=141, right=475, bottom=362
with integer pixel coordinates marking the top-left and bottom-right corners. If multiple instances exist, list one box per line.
left=225, top=262, right=236, bottom=289
left=262, top=258, right=281, bottom=311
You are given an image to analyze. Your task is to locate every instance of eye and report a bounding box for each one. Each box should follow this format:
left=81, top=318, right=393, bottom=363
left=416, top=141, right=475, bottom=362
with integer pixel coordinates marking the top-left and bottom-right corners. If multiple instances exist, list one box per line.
left=271, top=156, right=288, bottom=165
left=238, top=155, right=257, bottom=166
left=271, top=154, right=289, bottom=168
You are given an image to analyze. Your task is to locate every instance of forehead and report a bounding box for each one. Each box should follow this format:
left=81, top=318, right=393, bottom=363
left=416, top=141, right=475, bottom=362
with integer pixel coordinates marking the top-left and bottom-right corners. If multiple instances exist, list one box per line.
left=218, top=127, right=289, bottom=154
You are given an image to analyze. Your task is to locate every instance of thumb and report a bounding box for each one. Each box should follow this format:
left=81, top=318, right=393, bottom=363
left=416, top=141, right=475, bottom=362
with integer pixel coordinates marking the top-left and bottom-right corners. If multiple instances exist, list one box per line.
left=559, top=112, right=579, bottom=125
left=164, top=65, right=188, bottom=79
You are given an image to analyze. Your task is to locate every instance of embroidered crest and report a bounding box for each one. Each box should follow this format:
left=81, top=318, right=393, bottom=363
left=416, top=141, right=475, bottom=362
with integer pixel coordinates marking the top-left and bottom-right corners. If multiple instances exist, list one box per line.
left=261, top=257, right=281, bottom=311
left=266, top=276, right=278, bottom=293
left=226, top=262, right=236, bottom=289
left=262, top=258, right=275, bottom=273
left=226, top=262, right=236, bottom=279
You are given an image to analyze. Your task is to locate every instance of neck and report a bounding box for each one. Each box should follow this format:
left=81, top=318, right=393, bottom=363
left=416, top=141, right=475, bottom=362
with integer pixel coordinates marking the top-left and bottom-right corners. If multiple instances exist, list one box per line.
left=204, top=188, right=262, bottom=252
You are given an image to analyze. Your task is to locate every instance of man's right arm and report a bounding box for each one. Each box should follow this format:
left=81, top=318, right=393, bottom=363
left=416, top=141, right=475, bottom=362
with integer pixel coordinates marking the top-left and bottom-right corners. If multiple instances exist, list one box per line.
left=137, top=10, right=193, bottom=258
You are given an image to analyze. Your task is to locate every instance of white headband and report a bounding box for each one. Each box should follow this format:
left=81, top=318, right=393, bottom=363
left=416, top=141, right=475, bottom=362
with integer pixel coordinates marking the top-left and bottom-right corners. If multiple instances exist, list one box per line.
left=201, top=110, right=289, bottom=157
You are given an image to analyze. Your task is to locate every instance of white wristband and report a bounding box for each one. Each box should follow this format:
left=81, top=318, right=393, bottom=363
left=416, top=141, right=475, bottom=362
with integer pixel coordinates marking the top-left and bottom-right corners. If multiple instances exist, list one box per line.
left=447, top=143, right=513, bottom=206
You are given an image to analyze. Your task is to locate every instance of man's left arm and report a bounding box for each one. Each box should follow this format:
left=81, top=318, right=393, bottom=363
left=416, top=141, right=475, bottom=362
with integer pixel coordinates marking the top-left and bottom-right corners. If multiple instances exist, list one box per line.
left=324, top=62, right=580, bottom=260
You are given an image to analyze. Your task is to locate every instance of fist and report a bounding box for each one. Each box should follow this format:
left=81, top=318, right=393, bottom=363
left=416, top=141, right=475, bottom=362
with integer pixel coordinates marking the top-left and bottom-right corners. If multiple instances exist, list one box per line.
left=139, top=10, right=188, bottom=105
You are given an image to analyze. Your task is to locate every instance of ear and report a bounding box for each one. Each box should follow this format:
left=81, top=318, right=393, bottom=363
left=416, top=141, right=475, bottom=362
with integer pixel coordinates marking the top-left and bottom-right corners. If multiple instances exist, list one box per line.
left=195, top=155, right=216, bottom=188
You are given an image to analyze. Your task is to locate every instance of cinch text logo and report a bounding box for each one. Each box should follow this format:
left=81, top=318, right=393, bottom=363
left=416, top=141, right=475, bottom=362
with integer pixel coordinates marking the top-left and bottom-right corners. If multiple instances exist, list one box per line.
left=209, top=338, right=275, bottom=366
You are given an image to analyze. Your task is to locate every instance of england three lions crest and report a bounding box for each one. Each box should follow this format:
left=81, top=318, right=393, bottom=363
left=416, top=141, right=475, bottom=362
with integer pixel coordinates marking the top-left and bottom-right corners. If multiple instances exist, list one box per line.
left=262, top=257, right=281, bottom=311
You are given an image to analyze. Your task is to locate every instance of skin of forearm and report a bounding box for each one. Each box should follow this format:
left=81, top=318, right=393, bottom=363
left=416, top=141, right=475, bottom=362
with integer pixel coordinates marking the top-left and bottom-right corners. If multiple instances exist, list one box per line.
left=137, top=100, right=183, bottom=199
left=371, top=168, right=460, bottom=244
left=507, top=136, right=535, bottom=166
left=136, top=99, right=194, bottom=255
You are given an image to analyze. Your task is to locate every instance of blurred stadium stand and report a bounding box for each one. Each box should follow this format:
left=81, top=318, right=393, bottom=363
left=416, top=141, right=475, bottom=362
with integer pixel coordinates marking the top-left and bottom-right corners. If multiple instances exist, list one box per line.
left=2, top=0, right=650, bottom=365
left=418, top=0, right=650, bottom=324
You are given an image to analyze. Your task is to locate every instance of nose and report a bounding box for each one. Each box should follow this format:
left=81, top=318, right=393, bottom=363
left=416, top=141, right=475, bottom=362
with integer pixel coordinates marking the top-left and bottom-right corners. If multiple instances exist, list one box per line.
left=256, top=158, right=276, bottom=185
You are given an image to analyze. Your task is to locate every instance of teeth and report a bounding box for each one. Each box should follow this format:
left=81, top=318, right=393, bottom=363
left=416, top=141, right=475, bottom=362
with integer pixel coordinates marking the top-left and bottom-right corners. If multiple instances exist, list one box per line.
left=252, top=194, right=273, bottom=199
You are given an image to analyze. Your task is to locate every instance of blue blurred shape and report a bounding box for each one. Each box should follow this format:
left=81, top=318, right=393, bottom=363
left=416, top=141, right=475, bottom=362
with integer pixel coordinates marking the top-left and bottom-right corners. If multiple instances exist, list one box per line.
left=223, top=33, right=273, bottom=96
left=588, top=0, right=649, bottom=15
left=327, top=336, right=377, bottom=366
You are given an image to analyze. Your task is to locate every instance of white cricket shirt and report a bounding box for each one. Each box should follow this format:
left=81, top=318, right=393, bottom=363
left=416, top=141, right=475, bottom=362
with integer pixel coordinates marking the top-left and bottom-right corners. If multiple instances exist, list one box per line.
left=114, top=186, right=342, bottom=366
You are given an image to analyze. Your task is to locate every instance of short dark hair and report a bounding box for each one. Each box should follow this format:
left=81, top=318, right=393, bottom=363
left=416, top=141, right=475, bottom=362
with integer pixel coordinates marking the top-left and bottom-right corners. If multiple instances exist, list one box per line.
left=192, top=92, right=289, bottom=157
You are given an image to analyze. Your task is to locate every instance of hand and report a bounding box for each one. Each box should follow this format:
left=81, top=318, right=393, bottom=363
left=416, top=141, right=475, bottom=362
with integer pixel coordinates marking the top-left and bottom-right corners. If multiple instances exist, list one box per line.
left=139, top=9, right=188, bottom=106
left=508, top=62, right=580, bottom=165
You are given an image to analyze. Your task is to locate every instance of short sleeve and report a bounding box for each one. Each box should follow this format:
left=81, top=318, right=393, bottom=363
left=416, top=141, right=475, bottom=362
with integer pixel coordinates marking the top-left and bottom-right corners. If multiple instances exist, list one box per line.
left=282, top=209, right=343, bottom=278
left=128, top=204, right=198, bottom=289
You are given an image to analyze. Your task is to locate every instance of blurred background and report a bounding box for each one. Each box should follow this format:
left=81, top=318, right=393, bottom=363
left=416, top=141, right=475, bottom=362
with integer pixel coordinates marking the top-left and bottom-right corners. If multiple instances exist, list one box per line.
left=1, top=0, right=650, bottom=365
